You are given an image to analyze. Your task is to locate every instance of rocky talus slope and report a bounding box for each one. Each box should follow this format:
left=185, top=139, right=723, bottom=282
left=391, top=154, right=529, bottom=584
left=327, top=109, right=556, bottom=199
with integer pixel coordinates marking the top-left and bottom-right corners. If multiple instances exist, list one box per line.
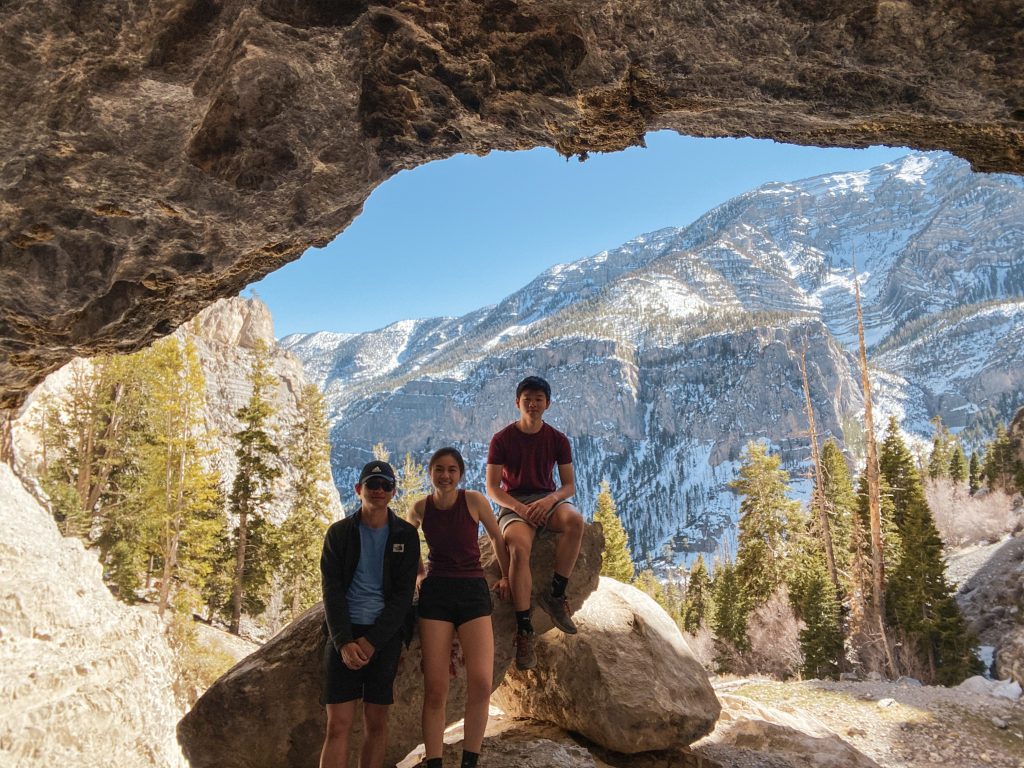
left=0, top=464, right=185, bottom=768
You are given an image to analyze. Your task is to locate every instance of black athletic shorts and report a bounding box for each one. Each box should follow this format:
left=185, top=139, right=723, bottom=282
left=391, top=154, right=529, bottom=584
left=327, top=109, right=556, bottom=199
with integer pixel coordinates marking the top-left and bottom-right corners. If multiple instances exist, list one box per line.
left=322, top=624, right=403, bottom=705
left=416, top=576, right=492, bottom=628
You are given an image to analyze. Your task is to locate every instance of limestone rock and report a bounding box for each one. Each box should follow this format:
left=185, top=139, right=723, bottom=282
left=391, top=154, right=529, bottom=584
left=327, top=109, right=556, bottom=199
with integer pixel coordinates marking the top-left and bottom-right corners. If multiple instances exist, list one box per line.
left=995, top=624, right=1024, bottom=687
left=494, top=576, right=720, bottom=753
left=399, top=715, right=606, bottom=768
left=177, top=523, right=603, bottom=768
left=0, top=464, right=185, bottom=768
left=2, top=1, right=1023, bottom=408
left=694, top=694, right=880, bottom=768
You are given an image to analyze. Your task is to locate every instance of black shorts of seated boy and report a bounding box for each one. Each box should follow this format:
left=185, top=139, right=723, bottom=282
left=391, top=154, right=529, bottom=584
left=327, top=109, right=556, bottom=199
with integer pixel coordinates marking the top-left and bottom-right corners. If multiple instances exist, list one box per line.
left=319, top=460, right=420, bottom=768
left=485, top=375, right=585, bottom=670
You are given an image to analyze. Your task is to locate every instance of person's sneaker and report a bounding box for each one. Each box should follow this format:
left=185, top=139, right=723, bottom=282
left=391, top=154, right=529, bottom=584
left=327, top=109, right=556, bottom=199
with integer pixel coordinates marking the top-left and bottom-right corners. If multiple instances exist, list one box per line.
left=514, top=629, right=537, bottom=670
left=538, top=591, right=578, bottom=634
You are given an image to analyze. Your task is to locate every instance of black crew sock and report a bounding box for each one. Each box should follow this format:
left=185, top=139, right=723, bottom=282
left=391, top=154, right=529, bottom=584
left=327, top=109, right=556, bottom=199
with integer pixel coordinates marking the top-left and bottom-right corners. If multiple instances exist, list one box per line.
left=551, top=572, right=569, bottom=599
left=515, top=609, right=533, bottom=633
left=461, top=750, right=480, bottom=768
left=425, top=758, right=442, bottom=768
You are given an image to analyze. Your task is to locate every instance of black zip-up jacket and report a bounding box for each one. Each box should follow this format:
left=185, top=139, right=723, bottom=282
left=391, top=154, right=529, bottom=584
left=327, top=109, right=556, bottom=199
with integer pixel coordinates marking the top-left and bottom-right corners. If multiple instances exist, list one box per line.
left=320, top=508, right=420, bottom=652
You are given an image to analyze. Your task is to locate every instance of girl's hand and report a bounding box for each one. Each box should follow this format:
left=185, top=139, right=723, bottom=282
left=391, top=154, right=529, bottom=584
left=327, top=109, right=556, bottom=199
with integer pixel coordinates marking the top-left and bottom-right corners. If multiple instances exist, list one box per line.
left=491, top=577, right=511, bottom=602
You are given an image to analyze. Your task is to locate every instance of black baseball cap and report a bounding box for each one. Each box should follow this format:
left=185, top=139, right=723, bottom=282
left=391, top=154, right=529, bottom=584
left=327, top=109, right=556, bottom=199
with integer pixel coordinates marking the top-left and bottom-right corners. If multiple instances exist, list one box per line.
left=358, top=461, right=396, bottom=484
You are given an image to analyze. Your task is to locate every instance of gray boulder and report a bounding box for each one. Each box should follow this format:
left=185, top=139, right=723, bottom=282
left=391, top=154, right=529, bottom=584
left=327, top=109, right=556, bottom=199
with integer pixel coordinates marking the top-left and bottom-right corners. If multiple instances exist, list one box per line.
left=177, top=524, right=603, bottom=768
left=494, top=576, right=720, bottom=753
left=694, top=694, right=881, bottom=768
left=995, top=624, right=1024, bottom=687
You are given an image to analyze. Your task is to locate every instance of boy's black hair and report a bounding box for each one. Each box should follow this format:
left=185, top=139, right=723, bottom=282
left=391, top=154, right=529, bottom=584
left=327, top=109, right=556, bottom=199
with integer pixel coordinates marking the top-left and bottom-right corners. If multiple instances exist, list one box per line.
left=516, top=375, right=551, bottom=401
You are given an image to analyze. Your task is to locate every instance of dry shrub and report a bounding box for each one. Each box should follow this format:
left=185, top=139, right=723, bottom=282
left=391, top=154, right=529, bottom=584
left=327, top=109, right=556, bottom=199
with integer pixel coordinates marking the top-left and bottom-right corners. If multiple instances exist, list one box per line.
left=682, top=625, right=716, bottom=671
left=891, top=629, right=934, bottom=684
left=745, top=586, right=804, bottom=679
left=927, top=480, right=1021, bottom=546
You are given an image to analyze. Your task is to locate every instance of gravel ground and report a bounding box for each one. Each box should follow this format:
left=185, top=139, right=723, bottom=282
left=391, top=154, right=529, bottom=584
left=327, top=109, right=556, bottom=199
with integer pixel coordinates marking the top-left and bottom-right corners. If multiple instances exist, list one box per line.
left=723, top=677, right=1024, bottom=768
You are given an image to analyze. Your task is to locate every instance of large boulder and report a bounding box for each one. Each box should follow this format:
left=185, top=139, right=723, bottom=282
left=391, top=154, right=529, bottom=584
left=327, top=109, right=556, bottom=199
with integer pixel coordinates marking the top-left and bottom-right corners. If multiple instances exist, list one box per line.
left=693, top=694, right=880, bottom=768
left=995, top=624, right=1024, bottom=687
left=0, top=465, right=185, bottom=767
left=177, top=523, right=603, bottom=768
left=494, top=576, right=720, bottom=753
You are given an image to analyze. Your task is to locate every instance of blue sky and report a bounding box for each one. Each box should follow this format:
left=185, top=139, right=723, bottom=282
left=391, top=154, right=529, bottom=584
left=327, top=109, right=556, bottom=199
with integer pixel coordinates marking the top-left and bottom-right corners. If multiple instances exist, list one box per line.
left=248, top=132, right=910, bottom=337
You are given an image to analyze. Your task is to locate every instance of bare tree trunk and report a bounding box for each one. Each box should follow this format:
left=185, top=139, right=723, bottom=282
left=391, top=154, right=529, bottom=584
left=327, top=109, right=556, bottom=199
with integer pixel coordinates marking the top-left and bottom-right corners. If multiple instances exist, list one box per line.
left=230, top=506, right=248, bottom=635
left=800, top=345, right=838, bottom=592
left=854, top=269, right=896, bottom=677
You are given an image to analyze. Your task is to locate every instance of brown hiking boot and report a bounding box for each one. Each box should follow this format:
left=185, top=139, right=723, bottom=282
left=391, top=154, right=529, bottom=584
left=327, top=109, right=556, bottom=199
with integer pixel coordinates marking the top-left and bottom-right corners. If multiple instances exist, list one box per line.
left=514, top=629, right=537, bottom=670
left=538, top=591, right=578, bottom=634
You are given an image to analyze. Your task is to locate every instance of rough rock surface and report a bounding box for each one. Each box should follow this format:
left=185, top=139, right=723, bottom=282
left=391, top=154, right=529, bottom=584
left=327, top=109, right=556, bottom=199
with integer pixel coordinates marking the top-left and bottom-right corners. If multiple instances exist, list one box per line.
left=954, top=533, right=1024, bottom=650
left=995, top=625, right=1024, bottom=687
left=398, top=715, right=612, bottom=768
left=694, top=694, right=880, bottom=768
left=495, top=576, right=720, bottom=753
left=0, top=464, right=185, bottom=768
left=2, top=1, right=1023, bottom=408
left=177, top=523, right=603, bottom=768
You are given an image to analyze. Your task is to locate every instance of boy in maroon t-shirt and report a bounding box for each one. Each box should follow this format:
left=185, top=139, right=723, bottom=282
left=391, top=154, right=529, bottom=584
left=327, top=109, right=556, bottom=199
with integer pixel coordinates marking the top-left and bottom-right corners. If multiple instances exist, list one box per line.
left=485, top=375, right=585, bottom=670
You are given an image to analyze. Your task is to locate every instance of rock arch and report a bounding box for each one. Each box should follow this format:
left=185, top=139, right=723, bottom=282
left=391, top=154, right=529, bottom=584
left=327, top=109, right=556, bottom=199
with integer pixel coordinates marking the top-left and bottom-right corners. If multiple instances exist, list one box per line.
left=2, top=0, right=1022, bottom=409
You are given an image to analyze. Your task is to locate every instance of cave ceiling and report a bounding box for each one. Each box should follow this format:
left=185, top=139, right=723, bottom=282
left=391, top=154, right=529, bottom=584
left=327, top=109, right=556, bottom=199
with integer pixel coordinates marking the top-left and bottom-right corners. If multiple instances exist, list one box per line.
left=1, top=0, right=1022, bottom=409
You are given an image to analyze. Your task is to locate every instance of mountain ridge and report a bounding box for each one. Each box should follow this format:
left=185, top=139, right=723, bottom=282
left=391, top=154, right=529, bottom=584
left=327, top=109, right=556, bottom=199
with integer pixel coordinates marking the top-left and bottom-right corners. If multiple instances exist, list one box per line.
left=282, top=151, right=1024, bottom=563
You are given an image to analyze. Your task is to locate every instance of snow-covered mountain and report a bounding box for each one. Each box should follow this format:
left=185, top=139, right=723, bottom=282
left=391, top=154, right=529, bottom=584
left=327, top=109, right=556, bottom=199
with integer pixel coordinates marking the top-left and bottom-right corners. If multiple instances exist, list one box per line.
left=282, top=152, right=1024, bottom=564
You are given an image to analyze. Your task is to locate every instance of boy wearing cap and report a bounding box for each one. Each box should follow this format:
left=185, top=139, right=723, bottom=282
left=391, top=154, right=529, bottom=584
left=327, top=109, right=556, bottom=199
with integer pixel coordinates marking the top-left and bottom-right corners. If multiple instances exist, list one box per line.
left=485, top=375, right=585, bottom=670
left=319, top=460, right=420, bottom=768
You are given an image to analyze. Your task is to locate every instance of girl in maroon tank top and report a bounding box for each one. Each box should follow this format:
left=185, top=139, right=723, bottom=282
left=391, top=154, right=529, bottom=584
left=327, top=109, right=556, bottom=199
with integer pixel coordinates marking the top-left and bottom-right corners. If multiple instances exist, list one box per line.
left=408, top=448, right=510, bottom=768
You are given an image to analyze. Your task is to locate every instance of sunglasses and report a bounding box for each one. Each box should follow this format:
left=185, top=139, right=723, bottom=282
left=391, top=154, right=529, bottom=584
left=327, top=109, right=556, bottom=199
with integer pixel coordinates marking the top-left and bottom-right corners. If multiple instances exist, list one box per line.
left=363, top=478, right=395, bottom=492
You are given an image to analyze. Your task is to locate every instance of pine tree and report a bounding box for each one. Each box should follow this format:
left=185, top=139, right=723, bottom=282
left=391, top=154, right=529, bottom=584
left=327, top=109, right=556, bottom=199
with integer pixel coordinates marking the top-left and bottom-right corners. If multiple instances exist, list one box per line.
left=927, top=418, right=953, bottom=481
left=968, top=451, right=981, bottom=495
left=33, top=357, right=148, bottom=540
left=279, top=383, right=334, bottom=621
left=880, top=417, right=927, bottom=532
left=787, top=516, right=843, bottom=679
left=880, top=420, right=981, bottom=683
left=731, top=442, right=801, bottom=609
left=797, top=559, right=843, bottom=679
left=981, top=425, right=1021, bottom=493
left=817, top=439, right=856, bottom=592
left=711, top=558, right=748, bottom=667
left=227, top=341, right=282, bottom=634
left=138, top=337, right=225, bottom=616
left=594, top=479, right=635, bottom=583
left=948, top=442, right=968, bottom=486
left=681, top=554, right=712, bottom=633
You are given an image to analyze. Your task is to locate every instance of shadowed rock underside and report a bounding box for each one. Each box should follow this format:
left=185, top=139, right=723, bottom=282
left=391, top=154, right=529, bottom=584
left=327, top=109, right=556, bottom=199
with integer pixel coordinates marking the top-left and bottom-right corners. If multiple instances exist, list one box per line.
left=2, top=0, right=1023, bottom=408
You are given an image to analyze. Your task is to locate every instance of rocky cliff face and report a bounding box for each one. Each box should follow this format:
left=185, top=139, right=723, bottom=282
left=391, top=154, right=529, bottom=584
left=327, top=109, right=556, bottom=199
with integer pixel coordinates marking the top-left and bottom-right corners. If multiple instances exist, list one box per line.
left=284, top=153, right=1024, bottom=562
left=0, top=464, right=185, bottom=768
left=2, top=1, right=1023, bottom=408
left=183, top=296, right=344, bottom=522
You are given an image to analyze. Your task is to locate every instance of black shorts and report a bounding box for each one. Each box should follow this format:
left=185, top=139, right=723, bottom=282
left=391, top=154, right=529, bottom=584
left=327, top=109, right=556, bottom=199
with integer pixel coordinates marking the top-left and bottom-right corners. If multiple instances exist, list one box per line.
left=417, top=576, right=492, bottom=628
left=322, top=624, right=403, bottom=705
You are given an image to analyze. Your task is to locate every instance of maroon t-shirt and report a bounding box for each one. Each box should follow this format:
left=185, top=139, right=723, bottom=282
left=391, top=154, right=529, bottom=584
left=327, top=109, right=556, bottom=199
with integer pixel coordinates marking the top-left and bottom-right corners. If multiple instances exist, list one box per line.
left=486, top=421, right=572, bottom=495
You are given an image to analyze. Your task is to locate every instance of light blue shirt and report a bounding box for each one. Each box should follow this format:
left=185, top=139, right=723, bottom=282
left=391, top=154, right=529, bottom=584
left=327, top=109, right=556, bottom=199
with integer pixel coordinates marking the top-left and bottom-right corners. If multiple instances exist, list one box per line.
left=346, top=522, right=389, bottom=625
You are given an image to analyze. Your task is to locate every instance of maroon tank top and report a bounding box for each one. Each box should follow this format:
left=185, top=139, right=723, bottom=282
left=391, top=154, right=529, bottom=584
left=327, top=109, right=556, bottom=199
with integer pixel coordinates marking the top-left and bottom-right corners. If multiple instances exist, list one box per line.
left=422, top=490, right=484, bottom=578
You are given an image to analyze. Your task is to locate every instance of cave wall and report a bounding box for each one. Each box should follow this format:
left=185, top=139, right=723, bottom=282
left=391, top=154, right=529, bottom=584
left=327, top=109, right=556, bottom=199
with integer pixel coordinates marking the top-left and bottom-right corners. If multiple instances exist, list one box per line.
left=1, top=0, right=1022, bottom=409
